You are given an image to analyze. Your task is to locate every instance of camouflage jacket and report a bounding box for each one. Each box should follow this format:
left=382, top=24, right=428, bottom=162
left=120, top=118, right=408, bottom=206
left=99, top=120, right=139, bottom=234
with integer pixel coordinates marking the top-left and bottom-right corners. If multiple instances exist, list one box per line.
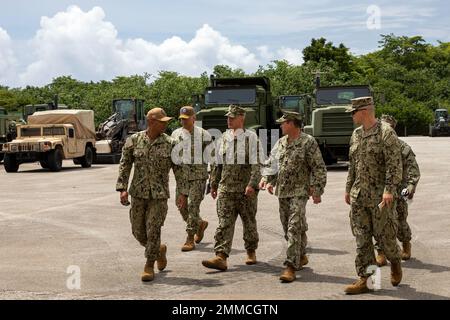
left=399, top=139, right=420, bottom=193
left=210, top=129, right=262, bottom=193
left=171, top=126, right=211, bottom=181
left=116, top=131, right=187, bottom=199
left=262, top=133, right=327, bottom=198
left=346, top=121, right=403, bottom=202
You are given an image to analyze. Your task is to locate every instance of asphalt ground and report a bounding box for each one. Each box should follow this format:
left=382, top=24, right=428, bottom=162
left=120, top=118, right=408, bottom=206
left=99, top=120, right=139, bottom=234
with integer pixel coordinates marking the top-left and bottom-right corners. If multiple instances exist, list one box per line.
left=0, top=136, right=449, bottom=300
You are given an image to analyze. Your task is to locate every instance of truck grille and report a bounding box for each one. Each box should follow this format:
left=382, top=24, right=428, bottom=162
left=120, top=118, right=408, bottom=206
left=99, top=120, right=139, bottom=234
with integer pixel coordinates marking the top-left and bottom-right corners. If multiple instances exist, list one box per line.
left=18, top=143, right=40, bottom=152
left=321, top=112, right=354, bottom=134
left=200, top=115, right=228, bottom=132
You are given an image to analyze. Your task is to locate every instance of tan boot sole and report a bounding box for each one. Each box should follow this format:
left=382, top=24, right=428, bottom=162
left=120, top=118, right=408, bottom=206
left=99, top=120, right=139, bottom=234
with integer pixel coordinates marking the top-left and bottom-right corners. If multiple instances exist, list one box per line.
left=245, top=259, right=257, bottom=265
left=202, top=260, right=227, bottom=271
left=344, top=287, right=371, bottom=295
left=181, top=245, right=195, bottom=252
left=141, top=273, right=154, bottom=282
left=280, top=275, right=296, bottom=283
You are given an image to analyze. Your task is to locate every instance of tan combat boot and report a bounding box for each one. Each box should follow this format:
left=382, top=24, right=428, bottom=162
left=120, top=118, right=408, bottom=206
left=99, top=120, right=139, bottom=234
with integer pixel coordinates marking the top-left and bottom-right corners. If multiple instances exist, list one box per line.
left=376, top=250, right=387, bottom=267
left=401, top=242, right=411, bottom=260
left=344, top=277, right=371, bottom=294
left=182, top=235, right=195, bottom=252
left=245, top=249, right=257, bottom=265
left=195, top=220, right=208, bottom=244
left=279, top=265, right=296, bottom=283
left=391, top=261, right=402, bottom=286
left=141, top=259, right=155, bottom=282
left=300, top=254, right=309, bottom=267
left=157, top=244, right=167, bottom=271
left=202, top=252, right=228, bottom=271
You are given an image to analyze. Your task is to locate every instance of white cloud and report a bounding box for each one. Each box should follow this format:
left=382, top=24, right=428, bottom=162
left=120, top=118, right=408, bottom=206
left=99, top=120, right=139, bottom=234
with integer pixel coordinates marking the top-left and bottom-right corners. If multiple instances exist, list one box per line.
left=4, top=5, right=302, bottom=87
left=0, top=27, right=18, bottom=86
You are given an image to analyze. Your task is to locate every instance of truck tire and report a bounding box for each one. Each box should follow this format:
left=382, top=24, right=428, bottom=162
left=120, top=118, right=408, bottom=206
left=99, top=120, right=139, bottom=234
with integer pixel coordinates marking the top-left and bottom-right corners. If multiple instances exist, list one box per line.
left=4, top=154, right=19, bottom=172
left=80, top=146, right=94, bottom=168
left=40, top=160, right=49, bottom=169
left=47, top=148, right=63, bottom=172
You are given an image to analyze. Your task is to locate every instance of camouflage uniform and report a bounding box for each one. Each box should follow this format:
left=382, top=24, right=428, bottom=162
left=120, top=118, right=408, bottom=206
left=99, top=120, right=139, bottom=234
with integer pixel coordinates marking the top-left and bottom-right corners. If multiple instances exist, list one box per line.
left=210, top=129, right=262, bottom=257
left=396, top=139, right=420, bottom=242
left=346, top=121, right=403, bottom=277
left=263, top=132, right=327, bottom=270
left=375, top=138, right=420, bottom=246
left=116, top=131, right=187, bottom=261
left=171, top=126, right=211, bottom=236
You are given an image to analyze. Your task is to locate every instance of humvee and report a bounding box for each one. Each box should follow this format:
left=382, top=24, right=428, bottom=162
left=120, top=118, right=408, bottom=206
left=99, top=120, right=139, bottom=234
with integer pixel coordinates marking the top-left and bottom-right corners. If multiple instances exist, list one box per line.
left=2, top=110, right=96, bottom=172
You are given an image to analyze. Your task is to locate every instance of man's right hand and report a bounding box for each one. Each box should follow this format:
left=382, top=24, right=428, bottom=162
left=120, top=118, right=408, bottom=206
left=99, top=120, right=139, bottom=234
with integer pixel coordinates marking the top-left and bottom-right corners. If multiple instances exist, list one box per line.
left=120, top=191, right=130, bottom=206
left=267, top=183, right=274, bottom=195
left=345, top=192, right=351, bottom=205
left=211, top=187, right=218, bottom=200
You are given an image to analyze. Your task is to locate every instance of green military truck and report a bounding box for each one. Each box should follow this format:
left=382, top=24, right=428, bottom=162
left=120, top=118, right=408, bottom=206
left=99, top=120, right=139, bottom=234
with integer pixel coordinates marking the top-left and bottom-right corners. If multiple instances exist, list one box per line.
left=196, top=76, right=277, bottom=132
left=429, top=108, right=450, bottom=137
left=278, top=83, right=371, bottom=164
left=0, top=108, right=24, bottom=163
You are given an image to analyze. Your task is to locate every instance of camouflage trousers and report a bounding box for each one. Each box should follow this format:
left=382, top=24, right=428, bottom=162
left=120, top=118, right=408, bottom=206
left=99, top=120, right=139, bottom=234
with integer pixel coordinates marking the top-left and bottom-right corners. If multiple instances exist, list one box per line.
left=214, top=191, right=259, bottom=257
left=397, top=198, right=412, bottom=242
left=374, top=197, right=412, bottom=250
left=176, top=179, right=207, bottom=236
left=350, top=198, right=401, bottom=277
left=129, top=197, right=168, bottom=261
left=279, top=196, right=308, bottom=270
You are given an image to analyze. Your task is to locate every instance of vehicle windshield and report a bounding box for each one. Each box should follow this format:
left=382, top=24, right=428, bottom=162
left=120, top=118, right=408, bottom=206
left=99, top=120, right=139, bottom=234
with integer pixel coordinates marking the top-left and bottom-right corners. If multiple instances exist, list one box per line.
left=280, top=96, right=307, bottom=114
left=114, top=100, right=135, bottom=119
left=316, top=87, right=371, bottom=105
left=205, top=88, right=256, bottom=105
left=20, top=127, right=41, bottom=137
left=43, top=127, right=65, bottom=136
left=436, top=110, right=448, bottom=118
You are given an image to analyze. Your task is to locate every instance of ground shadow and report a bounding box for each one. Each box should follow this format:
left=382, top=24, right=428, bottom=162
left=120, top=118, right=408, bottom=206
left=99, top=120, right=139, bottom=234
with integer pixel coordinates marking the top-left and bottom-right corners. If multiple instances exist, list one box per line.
left=149, top=270, right=224, bottom=287
left=193, top=242, right=246, bottom=255
left=18, top=165, right=106, bottom=173
left=401, top=258, right=450, bottom=274
left=370, top=284, right=449, bottom=300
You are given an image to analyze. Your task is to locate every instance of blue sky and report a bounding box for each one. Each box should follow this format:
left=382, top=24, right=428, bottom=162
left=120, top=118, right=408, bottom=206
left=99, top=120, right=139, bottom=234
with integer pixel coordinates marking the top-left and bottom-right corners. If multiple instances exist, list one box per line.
left=0, top=0, right=449, bottom=87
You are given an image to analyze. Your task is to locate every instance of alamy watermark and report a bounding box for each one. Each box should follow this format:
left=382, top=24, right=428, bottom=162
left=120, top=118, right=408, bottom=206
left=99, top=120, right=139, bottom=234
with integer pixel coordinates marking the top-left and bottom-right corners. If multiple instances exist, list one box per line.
left=367, top=5, right=382, bottom=30
left=66, top=265, right=81, bottom=290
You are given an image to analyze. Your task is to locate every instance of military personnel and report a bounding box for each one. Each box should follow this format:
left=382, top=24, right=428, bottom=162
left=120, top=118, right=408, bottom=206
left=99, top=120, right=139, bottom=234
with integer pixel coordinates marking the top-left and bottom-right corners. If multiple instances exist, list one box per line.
left=202, top=105, right=262, bottom=271
left=259, top=111, right=327, bottom=283
left=344, top=97, right=403, bottom=294
left=171, top=106, right=210, bottom=252
left=116, top=108, right=188, bottom=282
left=374, top=114, right=421, bottom=265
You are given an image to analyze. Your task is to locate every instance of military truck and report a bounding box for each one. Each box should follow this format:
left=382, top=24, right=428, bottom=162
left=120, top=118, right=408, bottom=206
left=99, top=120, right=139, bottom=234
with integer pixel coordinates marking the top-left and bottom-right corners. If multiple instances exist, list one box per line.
left=195, top=76, right=279, bottom=154
left=302, top=83, right=372, bottom=165
left=22, top=96, right=68, bottom=122
left=2, top=110, right=96, bottom=172
left=94, top=98, right=146, bottom=164
left=429, top=108, right=450, bottom=137
left=0, top=108, right=24, bottom=163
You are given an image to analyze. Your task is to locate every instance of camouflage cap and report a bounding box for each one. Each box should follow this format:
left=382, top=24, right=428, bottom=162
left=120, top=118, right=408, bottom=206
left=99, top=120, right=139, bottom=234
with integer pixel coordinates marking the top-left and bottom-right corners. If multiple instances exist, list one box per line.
left=225, top=104, right=246, bottom=118
left=179, top=106, right=195, bottom=119
left=380, top=114, right=398, bottom=128
left=276, top=111, right=303, bottom=123
left=147, top=107, right=172, bottom=122
left=345, top=96, right=374, bottom=113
